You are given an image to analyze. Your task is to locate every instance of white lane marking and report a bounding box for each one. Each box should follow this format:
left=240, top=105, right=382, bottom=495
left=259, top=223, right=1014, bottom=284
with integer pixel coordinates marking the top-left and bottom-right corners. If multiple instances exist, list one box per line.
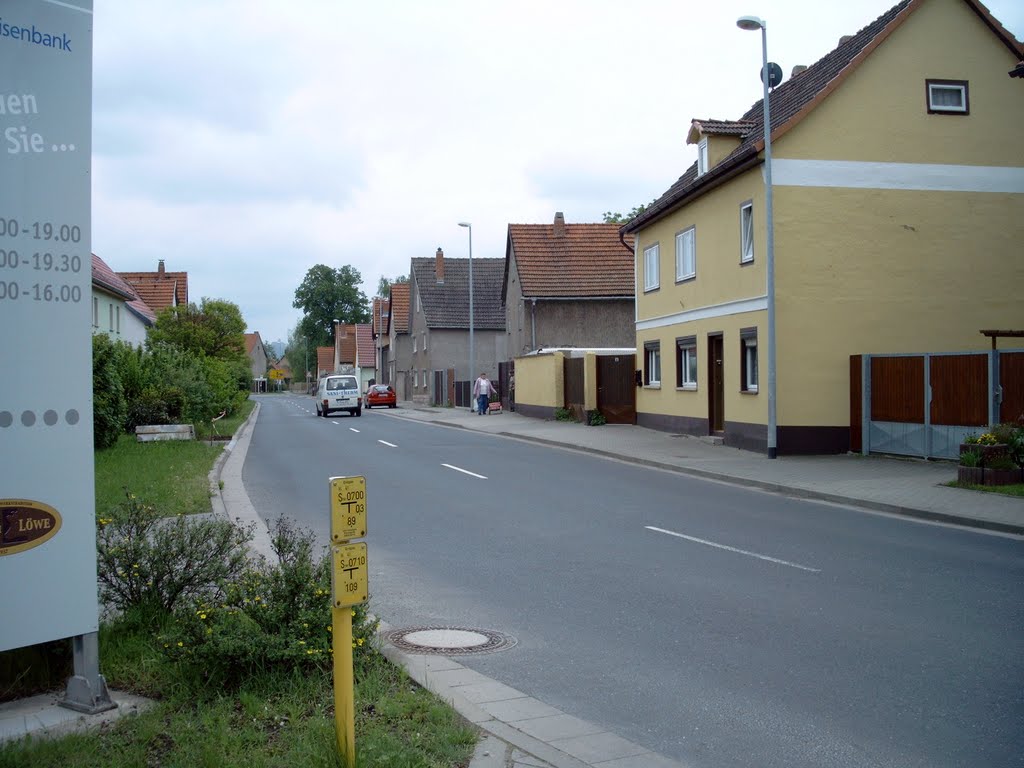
left=645, top=526, right=821, bottom=573
left=442, top=463, right=487, bottom=480
left=350, top=428, right=360, bottom=433
left=378, top=440, right=397, bottom=447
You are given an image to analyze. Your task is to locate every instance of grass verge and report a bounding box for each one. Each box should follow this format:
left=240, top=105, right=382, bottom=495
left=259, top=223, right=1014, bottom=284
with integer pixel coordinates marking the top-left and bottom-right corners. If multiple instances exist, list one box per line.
left=945, top=480, right=1024, bottom=497
left=0, top=618, right=476, bottom=768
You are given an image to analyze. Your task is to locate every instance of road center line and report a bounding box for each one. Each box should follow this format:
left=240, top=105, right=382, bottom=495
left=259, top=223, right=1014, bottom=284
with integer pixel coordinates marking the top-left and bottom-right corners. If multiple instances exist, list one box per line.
left=378, top=440, right=397, bottom=447
left=349, top=428, right=360, bottom=433
left=442, top=463, right=487, bottom=480
left=645, top=526, right=820, bottom=573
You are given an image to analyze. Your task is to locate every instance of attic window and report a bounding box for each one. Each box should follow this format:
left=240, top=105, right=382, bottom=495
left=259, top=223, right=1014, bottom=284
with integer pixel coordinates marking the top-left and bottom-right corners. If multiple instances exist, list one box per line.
left=697, top=138, right=709, bottom=176
left=926, top=79, right=968, bottom=115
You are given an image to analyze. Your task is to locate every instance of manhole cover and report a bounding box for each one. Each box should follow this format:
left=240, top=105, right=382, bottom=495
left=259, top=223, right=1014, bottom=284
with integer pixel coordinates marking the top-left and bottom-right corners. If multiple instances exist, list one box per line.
left=385, top=626, right=518, bottom=655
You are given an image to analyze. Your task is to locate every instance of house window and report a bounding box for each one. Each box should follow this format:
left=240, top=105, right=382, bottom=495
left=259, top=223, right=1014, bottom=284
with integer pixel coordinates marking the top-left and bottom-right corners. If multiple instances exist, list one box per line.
left=416, top=292, right=421, bottom=313
left=422, top=369, right=427, bottom=392
left=643, top=243, right=660, bottom=292
left=413, top=335, right=417, bottom=353
left=108, top=304, right=114, bottom=331
left=422, top=332, right=427, bottom=351
left=676, top=336, right=697, bottom=389
left=926, top=79, right=968, bottom=114
left=644, top=341, right=661, bottom=386
left=740, top=329, right=758, bottom=392
left=697, top=138, right=709, bottom=176
left=115, top=305, right=121, bottom=334
left=92, top=297, right=98, bottom=327
left=675, top=227, right=695, bottom=282
left=740, top=202, right=754, bottom=264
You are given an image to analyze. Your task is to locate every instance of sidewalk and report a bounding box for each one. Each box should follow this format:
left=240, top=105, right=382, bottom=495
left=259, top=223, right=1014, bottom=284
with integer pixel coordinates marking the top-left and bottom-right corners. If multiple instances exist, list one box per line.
left=389, top=400, right=1024, bottom=535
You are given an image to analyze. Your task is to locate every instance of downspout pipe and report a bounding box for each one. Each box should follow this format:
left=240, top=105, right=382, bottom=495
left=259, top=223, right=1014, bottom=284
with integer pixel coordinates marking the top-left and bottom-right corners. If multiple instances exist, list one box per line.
left=530, top=298, right=537, bottom=351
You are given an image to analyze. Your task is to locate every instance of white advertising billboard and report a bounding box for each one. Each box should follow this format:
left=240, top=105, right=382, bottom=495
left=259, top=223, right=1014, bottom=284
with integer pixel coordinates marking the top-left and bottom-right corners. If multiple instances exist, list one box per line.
left=0, top=0, right=97, bottom=652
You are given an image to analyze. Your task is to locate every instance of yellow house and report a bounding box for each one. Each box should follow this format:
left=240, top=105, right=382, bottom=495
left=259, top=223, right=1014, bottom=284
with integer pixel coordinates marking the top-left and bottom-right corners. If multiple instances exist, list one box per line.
left=622, top=0, right=1024, bottom=455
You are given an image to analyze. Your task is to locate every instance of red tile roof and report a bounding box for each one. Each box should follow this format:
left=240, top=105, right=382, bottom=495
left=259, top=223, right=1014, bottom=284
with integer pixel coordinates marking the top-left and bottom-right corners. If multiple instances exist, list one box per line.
left=356, top=324, right=374, bottom=367
left=506, top=222, right=635, bottom=298
left=244, top=332, right=263, bottom=356
left=317, top=347, right=334, bottom=376
left=624, top=0, right=1024, bottom=234
left=118, top=260, right=188, bottom=314
left=690, top=119, right=755, bottom=138
left=91, top=253, right=136, bottom=300
left=389, top=282, right=410, bottom=333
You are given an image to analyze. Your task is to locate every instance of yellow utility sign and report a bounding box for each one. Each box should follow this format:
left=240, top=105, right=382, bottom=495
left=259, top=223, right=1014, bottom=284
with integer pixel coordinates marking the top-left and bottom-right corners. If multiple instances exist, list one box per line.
left=331, top=542, right=368, bottom=608
left=268, top=369, right=285, bottom=380
left=330, top=476, right=366, bottom=543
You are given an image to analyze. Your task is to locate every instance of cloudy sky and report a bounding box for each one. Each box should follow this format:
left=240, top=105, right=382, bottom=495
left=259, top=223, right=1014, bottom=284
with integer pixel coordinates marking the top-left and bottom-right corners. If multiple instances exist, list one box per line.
left=91, top=0, right=1023, bottom=347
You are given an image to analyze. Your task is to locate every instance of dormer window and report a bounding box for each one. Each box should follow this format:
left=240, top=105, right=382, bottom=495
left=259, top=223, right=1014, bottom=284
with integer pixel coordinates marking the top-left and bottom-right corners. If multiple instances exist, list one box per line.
left=697, top=137, right=709, bottom=176
left=926, top=79, right=968, bottom=114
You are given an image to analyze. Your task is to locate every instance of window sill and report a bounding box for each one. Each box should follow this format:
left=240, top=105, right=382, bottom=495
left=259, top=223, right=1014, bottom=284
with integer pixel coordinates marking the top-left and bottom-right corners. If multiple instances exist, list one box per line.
left=740, top=387, right=759, bottom=395
left=645, top=384, right=662, bottom=390
left=675, top=275, right=696, bottom=285
left=643, top=286, right=660, bottom=294
left=739, top=258, right=755, bottom=267
left=677, top=385, right=697, bottom=391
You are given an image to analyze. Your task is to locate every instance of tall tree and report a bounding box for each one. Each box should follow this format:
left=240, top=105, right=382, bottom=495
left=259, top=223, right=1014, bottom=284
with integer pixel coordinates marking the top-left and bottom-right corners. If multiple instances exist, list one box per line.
left=284, top=326, right=315, bottom=381
left=376, top=274, right=408, bottom=298
left=293, top=264, right=370, bottom=347
left=602, top=201, right=655, bottom=224
left=147, top=298, right=247, bottom=361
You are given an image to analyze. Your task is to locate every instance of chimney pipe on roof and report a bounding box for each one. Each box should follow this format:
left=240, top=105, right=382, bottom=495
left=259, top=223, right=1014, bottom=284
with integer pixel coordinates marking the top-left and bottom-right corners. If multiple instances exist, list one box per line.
left=158, top=259, right=165, bottom=276
left=838, top=35, right=853, bottom=46
left=791, top=65, right=807, bottom=77
left=435, top=247, right=444, bottom=283
left=553, top=211, right=565, bottom=238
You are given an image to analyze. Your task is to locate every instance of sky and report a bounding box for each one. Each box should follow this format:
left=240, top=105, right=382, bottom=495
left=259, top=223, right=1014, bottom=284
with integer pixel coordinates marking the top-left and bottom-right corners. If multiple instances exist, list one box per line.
left=91, top=0, right=1023, bottom=347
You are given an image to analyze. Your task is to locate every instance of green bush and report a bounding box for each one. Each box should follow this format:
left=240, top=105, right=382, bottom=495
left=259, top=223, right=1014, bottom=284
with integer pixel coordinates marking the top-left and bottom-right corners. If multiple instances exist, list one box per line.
left=96, top=489, right=252, bottom=617
left=587, top=410, right=607, bottom=426
left=159, top=518, right=378, bottom=688
left=958, top=449, right=981, bottom=467
left=92, top=334, right=127, bottom=449
left=991, top=422, right=1024, bottom=466
left=554, top=407, right=576, bottom=422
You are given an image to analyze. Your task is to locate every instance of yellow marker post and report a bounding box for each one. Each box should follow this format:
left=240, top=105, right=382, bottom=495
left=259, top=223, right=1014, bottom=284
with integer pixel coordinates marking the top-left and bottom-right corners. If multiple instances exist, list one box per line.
left=329, top=477, right=368, bottom=768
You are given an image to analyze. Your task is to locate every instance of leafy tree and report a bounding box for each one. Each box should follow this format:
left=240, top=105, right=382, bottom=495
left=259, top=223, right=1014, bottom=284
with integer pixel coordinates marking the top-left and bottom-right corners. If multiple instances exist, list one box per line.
left=602, top=201, right=655, bottom=224
left=92, top=334, right=127, bottom=449
left=376, top=274, right=408, bottom=298
left=292, top=264, right=370, bottom=347
left=147, top=298, right=247, bottom=362
left=284, top=326, right=315, bottom=381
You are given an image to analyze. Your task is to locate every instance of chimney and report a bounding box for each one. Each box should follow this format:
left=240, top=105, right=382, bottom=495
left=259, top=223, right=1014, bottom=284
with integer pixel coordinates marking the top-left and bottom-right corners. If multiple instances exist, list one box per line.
left=838, top=35, right=853, bottom=46
left=553, top=211, right=565, bottom=238
left=158, top=259, right=165, bottom=276
left=435, top=247, right=444, bottom=284
left=791, top=65, right=807, bottom=77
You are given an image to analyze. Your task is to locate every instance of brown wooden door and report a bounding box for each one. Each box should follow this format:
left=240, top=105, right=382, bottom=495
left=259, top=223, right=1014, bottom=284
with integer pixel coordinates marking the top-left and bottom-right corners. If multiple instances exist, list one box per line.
left=708, top=334, right=724, bottom=433
left=597, top=354, right=636, bottom=424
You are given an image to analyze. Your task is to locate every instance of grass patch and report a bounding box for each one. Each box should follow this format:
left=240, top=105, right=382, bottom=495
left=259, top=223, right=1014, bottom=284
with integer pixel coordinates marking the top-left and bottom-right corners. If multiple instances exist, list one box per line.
left=0, top=618, right=476, bottom=768
left=946, top=480, right=1024, bottom=497
left=95, top=435, right=222, bottom=517
left=201, top=398, right=256, bottom=440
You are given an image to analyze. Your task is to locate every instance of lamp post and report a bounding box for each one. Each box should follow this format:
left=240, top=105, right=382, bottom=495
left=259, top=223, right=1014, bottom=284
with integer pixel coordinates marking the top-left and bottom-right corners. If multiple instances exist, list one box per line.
left=304, top=336, right=309, bottom=393
left=458, top=222, right=474, bottom=411
left=738, top=15, right=777, bottom=459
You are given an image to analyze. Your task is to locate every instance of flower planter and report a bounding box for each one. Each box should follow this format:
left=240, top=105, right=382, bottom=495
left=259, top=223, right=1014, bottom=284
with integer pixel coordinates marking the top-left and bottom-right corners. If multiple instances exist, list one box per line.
left=983, top=467, right=1021, bottom=486
left=959, top=443, right=1008, bottom=466
left=957, top=466, right=984, bottom=485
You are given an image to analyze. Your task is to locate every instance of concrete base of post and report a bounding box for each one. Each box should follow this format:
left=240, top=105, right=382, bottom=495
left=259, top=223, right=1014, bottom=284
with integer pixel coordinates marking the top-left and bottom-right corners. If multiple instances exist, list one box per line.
left=59, top=633, right=116, bottom=715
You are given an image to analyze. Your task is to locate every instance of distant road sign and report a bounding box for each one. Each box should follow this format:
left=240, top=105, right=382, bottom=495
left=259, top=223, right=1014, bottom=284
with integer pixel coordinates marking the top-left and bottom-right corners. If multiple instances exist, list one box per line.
left=268, top=369, right=285, bottom=380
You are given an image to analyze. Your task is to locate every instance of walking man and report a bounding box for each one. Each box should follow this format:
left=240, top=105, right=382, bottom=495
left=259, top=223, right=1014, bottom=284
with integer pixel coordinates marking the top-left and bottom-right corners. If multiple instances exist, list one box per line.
left=472, top=372, right=495, bottom=415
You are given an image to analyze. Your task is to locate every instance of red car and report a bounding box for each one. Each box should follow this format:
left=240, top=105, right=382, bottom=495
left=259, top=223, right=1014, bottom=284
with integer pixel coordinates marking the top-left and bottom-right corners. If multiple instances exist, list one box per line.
left=364, top=384, right=397, bottom=409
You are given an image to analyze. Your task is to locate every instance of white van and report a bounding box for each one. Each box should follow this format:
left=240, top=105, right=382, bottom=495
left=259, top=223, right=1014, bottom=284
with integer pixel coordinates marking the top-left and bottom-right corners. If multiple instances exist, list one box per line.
left=314, top=374, right=362, bottom=417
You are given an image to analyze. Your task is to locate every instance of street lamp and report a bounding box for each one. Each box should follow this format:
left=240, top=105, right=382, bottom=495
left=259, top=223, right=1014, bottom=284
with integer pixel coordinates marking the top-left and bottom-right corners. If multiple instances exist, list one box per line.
left=458, top=222, right=474, bottom=411
left=738, top=14, right=778, bottom=459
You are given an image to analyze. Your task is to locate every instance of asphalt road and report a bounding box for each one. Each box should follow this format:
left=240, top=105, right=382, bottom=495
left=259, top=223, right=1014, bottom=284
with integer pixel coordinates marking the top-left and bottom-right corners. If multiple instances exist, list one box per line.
left=243, top=394, right=1024, bottom=768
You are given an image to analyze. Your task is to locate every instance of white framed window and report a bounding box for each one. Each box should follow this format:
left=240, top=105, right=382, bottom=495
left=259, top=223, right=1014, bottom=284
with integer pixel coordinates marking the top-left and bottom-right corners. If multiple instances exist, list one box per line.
left=676, top=336, right=697, bottom=389
left=740, top=202, right=754, bottom=264
left=115, top=305, right=121, bottom=333
left=675, top=227, right=696, bottom=282
left=413, top=335, right=417, bottom=353
left=416, top=291, right=421, bottom=313
left=697, top=138, right=709, bottom=176
left=644, top=341, right=661, bottom=386
left=422, top=332, right=427, bottom=351
left=92, top=297, right=98, bottom=327
left=643, top=243, right=660, bottom=292
left=108, top=304, right=114, bottom=331
left=422, top=369, right=427, bottom=392
left=926, top=79, right=968, bottom=114
left=741, top=330, right=758, bottom=392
